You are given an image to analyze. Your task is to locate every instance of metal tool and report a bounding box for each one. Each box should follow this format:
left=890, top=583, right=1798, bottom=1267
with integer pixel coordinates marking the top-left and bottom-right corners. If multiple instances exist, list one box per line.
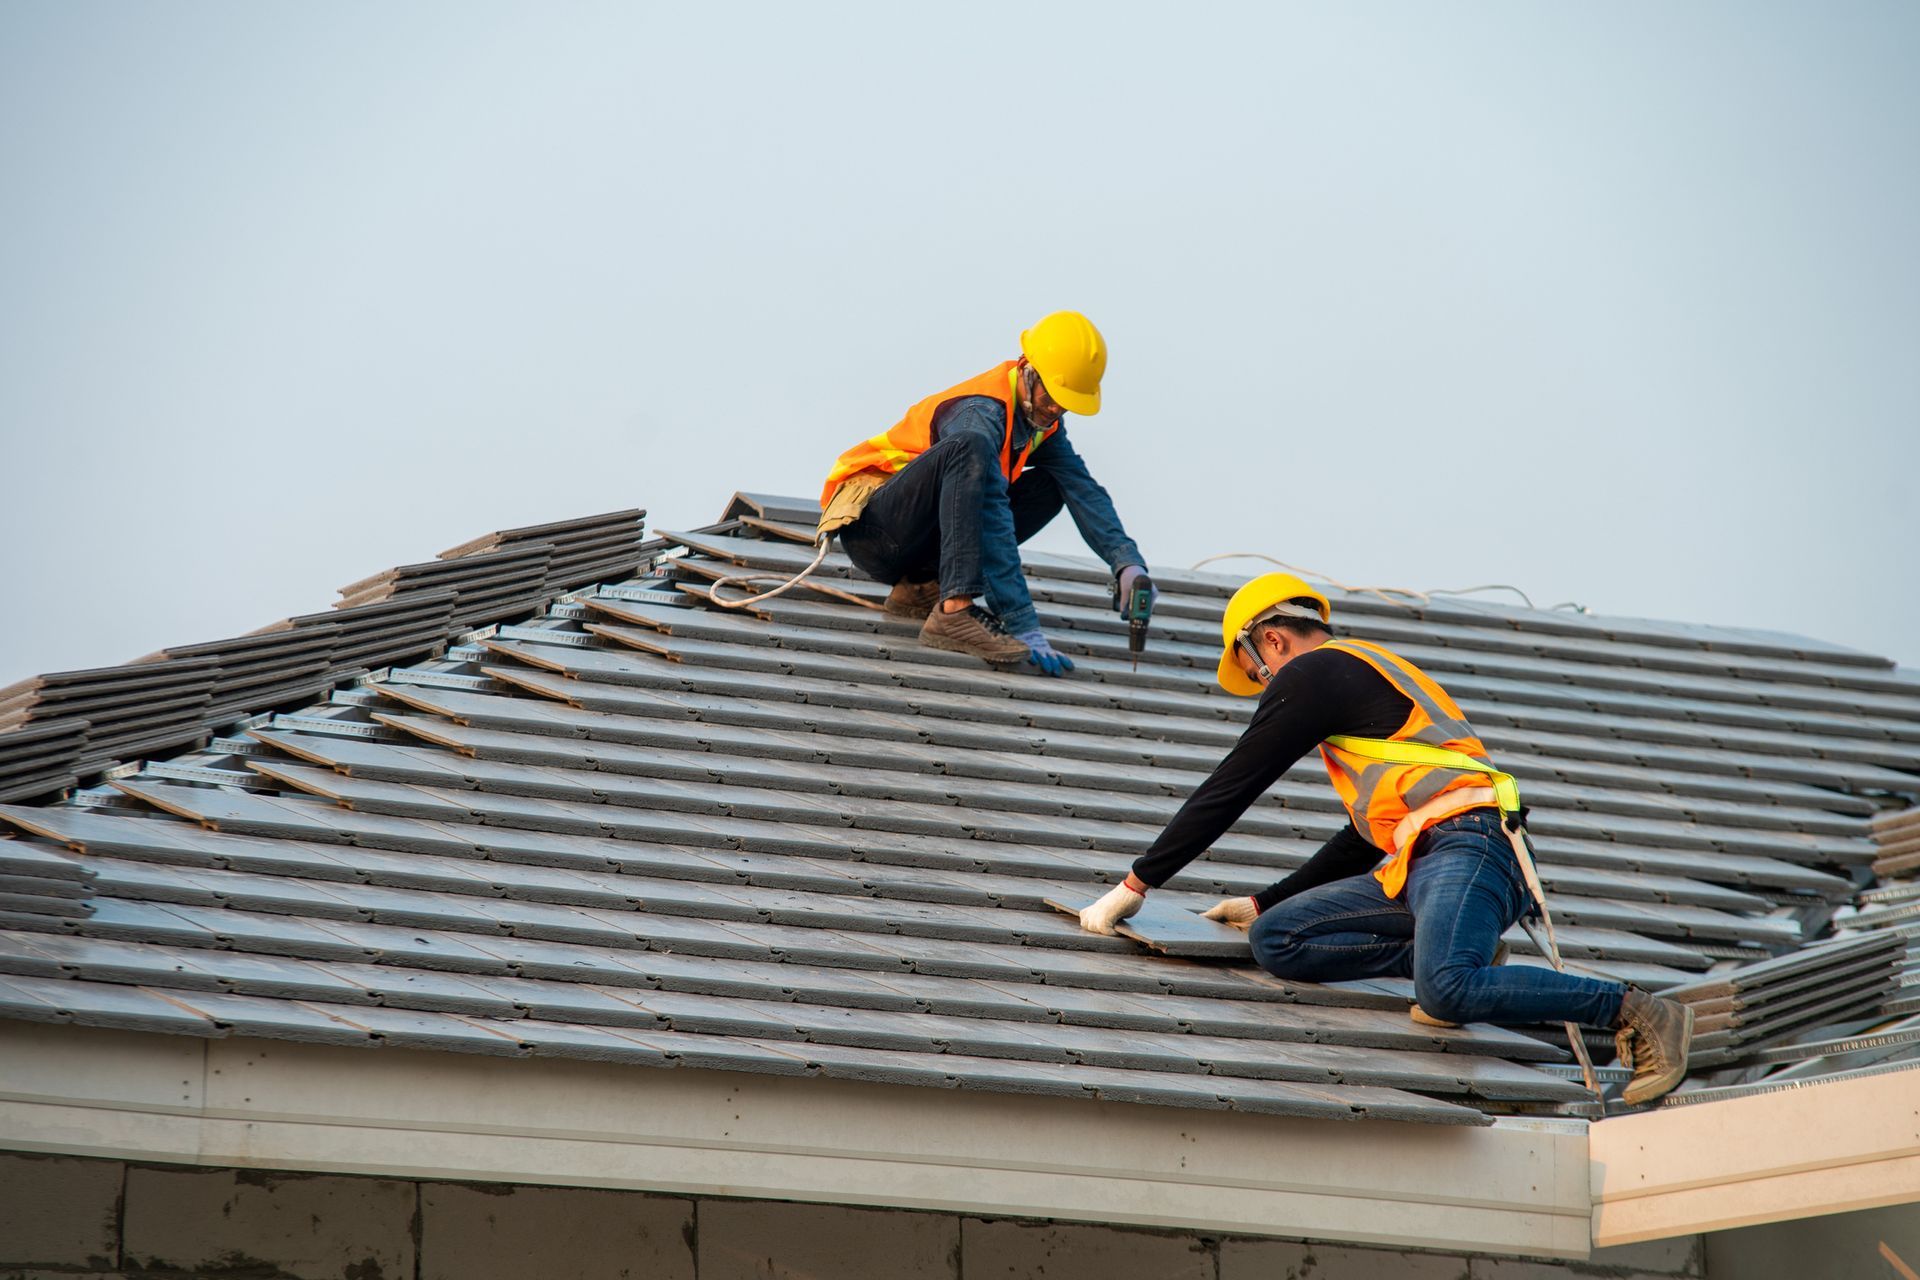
left=1116, top=572, right=1155, bottom=671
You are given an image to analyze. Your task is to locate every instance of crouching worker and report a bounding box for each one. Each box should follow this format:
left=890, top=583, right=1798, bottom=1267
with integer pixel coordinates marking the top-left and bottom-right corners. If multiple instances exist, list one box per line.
left=1076, top=573, right=1694, bottom=1106
left=818, top=310, right=1152, bottom=676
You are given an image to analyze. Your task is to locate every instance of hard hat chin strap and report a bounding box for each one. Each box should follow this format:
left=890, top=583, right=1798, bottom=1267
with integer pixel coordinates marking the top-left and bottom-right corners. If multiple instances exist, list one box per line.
left=1235, top=634, right=1274, bottom=685
left=1235, top=601, right=1327, bottom=682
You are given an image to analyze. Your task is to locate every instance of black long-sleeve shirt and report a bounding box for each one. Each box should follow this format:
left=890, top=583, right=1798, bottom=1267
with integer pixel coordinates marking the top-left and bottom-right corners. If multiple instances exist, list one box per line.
left=1130, top=645, right=1415, bottom=909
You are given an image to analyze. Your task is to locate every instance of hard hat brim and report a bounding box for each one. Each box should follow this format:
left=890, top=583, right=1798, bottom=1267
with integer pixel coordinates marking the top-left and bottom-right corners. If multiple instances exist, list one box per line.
left=1045, top=379, right=1100, bottom=417
left=1216, top=647, right=1265, bottom=697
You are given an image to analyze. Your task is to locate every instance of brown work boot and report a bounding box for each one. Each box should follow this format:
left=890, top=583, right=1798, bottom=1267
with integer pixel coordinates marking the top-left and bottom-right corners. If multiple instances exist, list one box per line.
left=1615, top=988, right=1694, bottom=1106
left=884, top=579, right=940, bottom=619
left=920, top=604, right=1028, bottom=666
left=1410, top=942, right=1509, bottom=1028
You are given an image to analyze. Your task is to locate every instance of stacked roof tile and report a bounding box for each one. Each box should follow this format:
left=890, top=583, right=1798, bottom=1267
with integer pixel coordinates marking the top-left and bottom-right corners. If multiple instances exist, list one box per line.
left=0, top=662, right=217, bottom=784
left=1665, top=933, right=1909, bottom=1067
left=0, top=510, right=646, bottom=803
left=334, top=508, right=646, bottom=628
left=0, top=494, right=1916, bottom=1122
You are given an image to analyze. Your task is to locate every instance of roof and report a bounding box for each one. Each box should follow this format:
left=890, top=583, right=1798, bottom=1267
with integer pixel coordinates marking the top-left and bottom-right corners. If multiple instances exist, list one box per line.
left=1, top=493, right=1917, bottom=1134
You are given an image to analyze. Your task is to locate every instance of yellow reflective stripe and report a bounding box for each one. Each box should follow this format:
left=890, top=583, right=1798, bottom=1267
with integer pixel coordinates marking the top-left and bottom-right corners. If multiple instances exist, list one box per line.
left=1323, top=735, right=1522, bottom=815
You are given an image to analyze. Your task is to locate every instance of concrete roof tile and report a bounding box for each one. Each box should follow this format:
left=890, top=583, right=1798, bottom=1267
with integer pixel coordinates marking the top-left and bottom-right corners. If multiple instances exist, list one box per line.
left=3, top=497, right=1915, bottom=1121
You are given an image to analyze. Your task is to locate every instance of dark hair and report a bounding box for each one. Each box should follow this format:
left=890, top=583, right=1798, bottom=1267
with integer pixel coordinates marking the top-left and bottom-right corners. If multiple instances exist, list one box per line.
left=1246, top=598, right=1333, bottom=643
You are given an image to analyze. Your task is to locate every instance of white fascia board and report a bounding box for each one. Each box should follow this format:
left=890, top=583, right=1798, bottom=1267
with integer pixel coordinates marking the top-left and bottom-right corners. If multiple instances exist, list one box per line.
left=1590, top=1067, right=1920, bottom=1246
left=0, top=1023, right=1594, bottom=1259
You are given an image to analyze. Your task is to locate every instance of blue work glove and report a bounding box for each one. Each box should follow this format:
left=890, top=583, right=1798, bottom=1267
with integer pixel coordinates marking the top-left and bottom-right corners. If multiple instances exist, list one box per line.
left=1015, top=629, right=1075, bottom=677
left=1115, top=564, right=1157, bottom=617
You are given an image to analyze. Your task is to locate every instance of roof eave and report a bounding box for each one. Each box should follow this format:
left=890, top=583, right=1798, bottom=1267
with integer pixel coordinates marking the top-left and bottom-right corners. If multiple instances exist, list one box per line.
left=1590, top=1064, right=1920, bottom=1246
left=0, top=1020, right=1594, bottom=1260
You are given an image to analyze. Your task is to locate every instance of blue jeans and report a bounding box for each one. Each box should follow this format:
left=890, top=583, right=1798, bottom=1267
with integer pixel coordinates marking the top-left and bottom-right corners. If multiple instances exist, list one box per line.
left=1248, top=810, right=1625, bottom=1027
left=839, top=429, right=1065, bottom=605
left=837, top=410, right=1142, bottom=634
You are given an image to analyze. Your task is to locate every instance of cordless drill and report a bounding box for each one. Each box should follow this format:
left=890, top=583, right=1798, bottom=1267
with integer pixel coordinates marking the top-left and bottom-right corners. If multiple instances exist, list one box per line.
left=1116, top=572, right=1155, bottom=671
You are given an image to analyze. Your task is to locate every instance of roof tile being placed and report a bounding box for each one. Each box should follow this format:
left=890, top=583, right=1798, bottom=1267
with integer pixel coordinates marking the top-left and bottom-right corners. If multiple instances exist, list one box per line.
left=0, top=494, right=1916, bottom=1122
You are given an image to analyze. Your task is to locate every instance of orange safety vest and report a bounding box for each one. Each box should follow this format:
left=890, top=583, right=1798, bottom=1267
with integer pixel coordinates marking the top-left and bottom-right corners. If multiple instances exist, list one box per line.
left=819, top=361, right=1058, bottom=508
left=1317, top=639, right=1502, bottom=898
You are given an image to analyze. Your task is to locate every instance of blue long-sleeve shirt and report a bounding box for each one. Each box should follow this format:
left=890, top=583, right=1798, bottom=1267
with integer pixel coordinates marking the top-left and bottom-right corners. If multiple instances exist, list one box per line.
left=930, top=396, right=1144, bottom=635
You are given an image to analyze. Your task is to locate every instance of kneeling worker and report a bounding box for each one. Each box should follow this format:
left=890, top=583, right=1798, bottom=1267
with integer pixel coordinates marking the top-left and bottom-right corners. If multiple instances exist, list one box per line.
left=819, top=311, right=1152, bottom=675
left=1077, top=573, right=1694, bottom=1106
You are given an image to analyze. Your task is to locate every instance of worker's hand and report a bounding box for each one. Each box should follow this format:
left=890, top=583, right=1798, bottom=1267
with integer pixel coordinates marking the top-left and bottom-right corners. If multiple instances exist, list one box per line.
left=1201, top=897, right=1262, bottom=930
left=1115, top=565, right=1157, bottom=617
left=1078, top=876, right=1147, bottom=935
left=1016, top=629, right=1076, bottom=677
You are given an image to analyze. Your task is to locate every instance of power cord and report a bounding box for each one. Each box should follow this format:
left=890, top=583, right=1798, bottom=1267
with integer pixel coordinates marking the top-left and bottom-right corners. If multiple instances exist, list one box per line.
left=1191, top=552, right=1588, bottom=614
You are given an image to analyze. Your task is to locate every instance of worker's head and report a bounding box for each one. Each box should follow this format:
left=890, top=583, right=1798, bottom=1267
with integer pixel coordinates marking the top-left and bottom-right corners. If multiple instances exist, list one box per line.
left=1016, top=360, right=1071, bottom=432
left=1019, top=311, right=1106, bottom=419
left=1216, top=573, right=1333, bottom=696
left=1233, top=606, right=1333, bottom=688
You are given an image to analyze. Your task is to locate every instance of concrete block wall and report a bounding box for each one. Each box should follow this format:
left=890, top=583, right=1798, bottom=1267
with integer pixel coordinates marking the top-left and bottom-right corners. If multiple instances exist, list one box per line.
left=0, top=1155, right=693, bottom=1280
left=0, top=1152, right=1711, bottom=1280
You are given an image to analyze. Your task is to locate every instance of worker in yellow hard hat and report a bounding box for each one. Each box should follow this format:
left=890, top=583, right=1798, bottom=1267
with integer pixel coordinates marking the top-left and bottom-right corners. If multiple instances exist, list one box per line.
left=819, top=311, right=1152, bottom=674
left=1077, top=573, right=1695, bottom=1107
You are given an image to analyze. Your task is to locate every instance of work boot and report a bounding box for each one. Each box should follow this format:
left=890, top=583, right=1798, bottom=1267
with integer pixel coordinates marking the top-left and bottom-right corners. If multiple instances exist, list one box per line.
left=920, top=604, right=1028, bottom=666
left=885, top=579, right=940, bottom=619
left=1615, top=988, right=1694, bottom=1106
left=1409, top=942, right=1510, bottom=1028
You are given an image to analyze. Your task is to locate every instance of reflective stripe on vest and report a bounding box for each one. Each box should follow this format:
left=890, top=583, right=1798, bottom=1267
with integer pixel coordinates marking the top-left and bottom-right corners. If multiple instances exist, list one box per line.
left=1323, top=720, right=1600, bottom=1095
left=819, top=362, right=1058, bottom=508
left=1316, top=639, right=1500, bottom=898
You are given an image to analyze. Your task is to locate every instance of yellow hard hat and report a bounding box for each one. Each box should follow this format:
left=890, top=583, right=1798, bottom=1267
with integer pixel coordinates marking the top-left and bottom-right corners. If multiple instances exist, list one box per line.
left=1216, top=573, right=1333, bottom=696
left=1019, top=311, right=1106, bottom=416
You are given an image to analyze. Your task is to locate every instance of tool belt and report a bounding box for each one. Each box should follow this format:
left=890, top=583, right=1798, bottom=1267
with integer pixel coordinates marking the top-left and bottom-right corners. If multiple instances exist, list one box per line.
left=818, top=471, right=888, bottom=539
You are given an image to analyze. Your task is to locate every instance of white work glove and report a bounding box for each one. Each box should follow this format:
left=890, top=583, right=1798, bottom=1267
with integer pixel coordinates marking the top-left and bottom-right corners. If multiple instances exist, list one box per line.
left=1079, top=875, right=1147, bottom=935
left=1202, top=897, right=1262, bottom=930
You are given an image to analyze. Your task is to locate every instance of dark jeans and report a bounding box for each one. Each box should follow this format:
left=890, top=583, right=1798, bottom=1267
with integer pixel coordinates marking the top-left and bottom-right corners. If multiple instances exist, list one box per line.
left=838, top=430, right=1063, bottom=602
left=1248, top=810, right=1626, bottom=1028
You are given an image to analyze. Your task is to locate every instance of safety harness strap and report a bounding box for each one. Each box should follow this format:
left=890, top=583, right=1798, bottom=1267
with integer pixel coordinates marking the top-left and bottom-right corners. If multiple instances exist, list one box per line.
left=1321, top=734, right=1602, bottom=1095
left=1323, top=735, right=1521, bottom=813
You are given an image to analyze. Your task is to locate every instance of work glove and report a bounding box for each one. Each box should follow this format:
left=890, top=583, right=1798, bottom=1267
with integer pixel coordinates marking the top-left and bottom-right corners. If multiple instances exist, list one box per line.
left=1016, top=629, right=1075, bottom=677
left=1115, top=564, right=1157, bottom=617
left=1078, top=875, right=1147, bottom=935
left=1201, top=897, right=1262, bottom=930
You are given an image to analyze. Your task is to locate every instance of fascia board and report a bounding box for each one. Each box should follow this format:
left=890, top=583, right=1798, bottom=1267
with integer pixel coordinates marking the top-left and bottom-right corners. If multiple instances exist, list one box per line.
left=1590, top=1067, right=1920, bottom=1246
left=0, top=1022, right=1592, bottom=1260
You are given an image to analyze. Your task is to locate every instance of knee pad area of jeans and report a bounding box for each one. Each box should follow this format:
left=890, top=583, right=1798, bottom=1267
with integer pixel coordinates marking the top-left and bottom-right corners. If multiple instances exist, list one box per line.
left=1246, top=908, right=1285, bottom=944
left=1412, top=963, right=1477, bottom=1025
left=1247, top=911, right=1305, bottom=964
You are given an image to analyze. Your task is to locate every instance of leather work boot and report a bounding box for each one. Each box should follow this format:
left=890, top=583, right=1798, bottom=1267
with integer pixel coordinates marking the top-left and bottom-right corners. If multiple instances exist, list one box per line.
left=1615, top=988, right=1694, bottom=1106
left=920, top=605, right=1028, bottom=666
left=885, top=579, right=940, bottom=619
left=1409, top=942, right=1510, bottom=1028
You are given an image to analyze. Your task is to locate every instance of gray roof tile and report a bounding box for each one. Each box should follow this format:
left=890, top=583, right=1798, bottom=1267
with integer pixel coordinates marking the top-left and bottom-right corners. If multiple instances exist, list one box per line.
left=0, top=972, right=221, bottom=1036
left=3, top=495, right=1915, bottom=1120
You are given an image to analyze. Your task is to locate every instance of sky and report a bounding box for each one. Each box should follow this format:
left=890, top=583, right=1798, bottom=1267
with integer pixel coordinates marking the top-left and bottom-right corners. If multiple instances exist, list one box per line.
left=2, top=2, right=1916, bottom=688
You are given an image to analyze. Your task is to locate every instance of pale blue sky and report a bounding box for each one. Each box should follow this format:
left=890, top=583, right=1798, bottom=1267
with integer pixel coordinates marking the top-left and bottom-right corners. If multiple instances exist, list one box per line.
left=2, top=2, right=1916, bottom=684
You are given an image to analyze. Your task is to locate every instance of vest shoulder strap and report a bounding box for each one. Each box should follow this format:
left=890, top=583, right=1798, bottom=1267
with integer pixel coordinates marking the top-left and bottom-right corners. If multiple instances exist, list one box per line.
left=1323, top=638, right=1417, bottom=684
